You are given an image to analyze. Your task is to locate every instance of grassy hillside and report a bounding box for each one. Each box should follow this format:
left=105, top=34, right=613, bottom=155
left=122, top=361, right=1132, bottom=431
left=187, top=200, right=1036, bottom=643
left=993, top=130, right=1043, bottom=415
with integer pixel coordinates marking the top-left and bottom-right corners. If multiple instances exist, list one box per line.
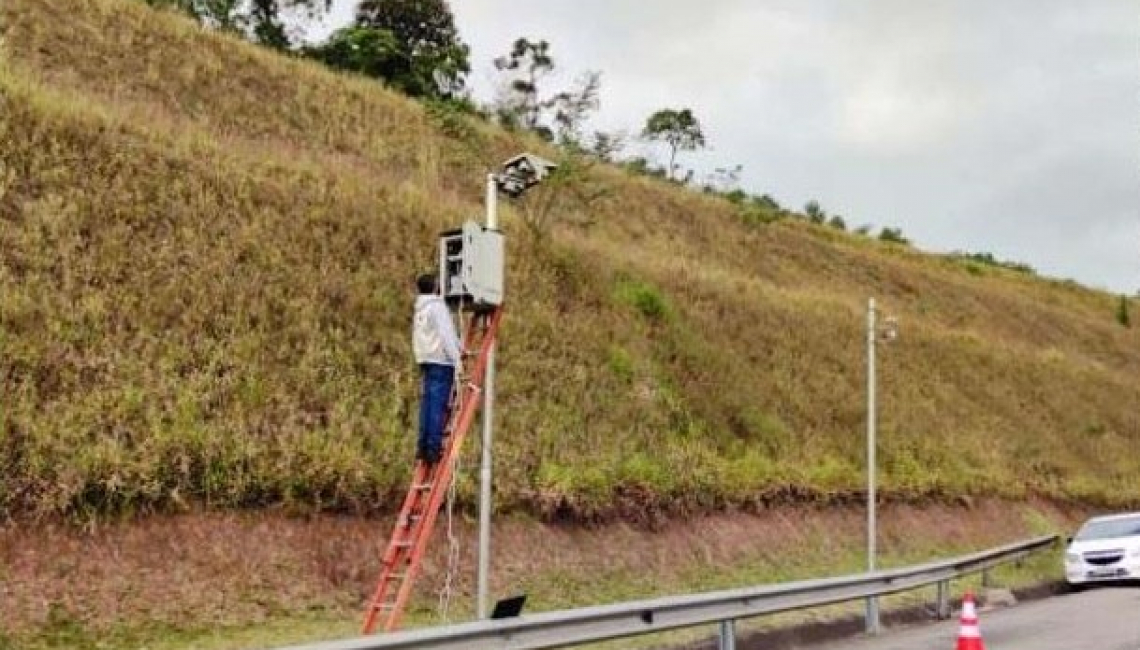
left=2, top=0, right=1139, bottom=521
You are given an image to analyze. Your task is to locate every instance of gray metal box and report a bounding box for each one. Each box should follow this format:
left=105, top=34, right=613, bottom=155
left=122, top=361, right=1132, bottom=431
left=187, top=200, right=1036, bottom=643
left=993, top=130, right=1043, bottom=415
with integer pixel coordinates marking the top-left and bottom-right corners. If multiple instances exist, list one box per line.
left=439, top=220, right=504, bottom=309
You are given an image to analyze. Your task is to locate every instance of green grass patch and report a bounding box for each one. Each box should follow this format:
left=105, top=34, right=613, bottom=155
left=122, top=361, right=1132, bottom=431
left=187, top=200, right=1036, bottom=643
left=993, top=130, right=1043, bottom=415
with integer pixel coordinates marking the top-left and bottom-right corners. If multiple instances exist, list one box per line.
left=613, top=277, right=673, bottom=321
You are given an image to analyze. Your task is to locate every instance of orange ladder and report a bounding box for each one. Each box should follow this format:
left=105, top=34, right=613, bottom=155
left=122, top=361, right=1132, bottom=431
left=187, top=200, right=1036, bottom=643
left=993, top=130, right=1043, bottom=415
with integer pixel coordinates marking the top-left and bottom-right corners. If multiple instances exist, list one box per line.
left=361, top=306, right=503, bottom=634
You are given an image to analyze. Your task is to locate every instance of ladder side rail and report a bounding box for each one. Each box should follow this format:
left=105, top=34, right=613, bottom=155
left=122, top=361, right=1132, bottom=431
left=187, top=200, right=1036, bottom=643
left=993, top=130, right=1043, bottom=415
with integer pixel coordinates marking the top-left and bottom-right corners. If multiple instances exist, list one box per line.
left=382, top=307, right=503, bottom=631
left=361, top=462, right=434, bottom=632
left=382, top=394, right=476, bottom=630
left=383, top=463, right=431, bottom=563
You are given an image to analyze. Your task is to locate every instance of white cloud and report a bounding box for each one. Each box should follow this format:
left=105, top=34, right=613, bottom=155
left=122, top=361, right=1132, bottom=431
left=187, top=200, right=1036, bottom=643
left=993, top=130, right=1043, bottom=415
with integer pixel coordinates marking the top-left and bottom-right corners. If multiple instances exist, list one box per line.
left=836, top=74, right=967, bottom=153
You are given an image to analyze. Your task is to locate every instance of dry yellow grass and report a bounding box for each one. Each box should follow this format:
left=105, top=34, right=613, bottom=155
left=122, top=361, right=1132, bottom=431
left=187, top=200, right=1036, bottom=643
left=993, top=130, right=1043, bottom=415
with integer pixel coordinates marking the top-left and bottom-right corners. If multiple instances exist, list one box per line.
left=1, top=0, right=1139, bottom=520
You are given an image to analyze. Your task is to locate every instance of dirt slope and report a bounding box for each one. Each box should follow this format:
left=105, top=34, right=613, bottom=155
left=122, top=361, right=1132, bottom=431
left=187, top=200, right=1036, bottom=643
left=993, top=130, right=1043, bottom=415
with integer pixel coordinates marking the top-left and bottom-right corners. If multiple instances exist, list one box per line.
left=0, top=501, right=1081, bottom=642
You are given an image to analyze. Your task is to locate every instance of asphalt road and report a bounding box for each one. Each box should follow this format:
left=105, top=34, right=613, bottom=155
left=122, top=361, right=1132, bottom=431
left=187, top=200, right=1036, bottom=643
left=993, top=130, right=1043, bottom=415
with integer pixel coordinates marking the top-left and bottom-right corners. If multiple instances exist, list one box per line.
left=803, top=587, right=1140, bottom=650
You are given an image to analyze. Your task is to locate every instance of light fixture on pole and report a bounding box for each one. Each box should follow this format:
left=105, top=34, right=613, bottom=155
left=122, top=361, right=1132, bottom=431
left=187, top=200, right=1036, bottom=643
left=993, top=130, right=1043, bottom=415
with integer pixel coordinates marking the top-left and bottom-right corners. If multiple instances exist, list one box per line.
left=476, top=152, right=556, bottom=620
left=865, top=298, right=897, bottom=635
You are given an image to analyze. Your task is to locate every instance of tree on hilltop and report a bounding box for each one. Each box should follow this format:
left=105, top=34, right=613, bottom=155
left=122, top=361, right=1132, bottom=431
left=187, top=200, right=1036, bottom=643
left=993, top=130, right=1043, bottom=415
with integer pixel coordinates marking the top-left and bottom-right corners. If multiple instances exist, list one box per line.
left=324, top=0, right=470, bottom=100
left=587, top=130, right=626, bottom=162
left=308, top=26, right=401, bottom=82
left=641, top=108, right=705, bottom=181
left=494, top=38, right=554, bottom=132
left=878, top=227, right=910, bottom=245
left=144, top=0, right=331, bottom=49
left=804, top=200, right=826, bottom=224
left=1117, top=295, right=1131, bottom=328
left=492, top=38, right=601, bottom=145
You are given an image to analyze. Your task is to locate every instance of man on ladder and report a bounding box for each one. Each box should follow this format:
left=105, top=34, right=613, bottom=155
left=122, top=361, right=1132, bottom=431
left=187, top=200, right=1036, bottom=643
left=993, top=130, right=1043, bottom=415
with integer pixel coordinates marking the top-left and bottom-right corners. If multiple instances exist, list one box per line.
left=413, top=273, right=461, bottom=464
left=364, top=154, right=553, bottom=632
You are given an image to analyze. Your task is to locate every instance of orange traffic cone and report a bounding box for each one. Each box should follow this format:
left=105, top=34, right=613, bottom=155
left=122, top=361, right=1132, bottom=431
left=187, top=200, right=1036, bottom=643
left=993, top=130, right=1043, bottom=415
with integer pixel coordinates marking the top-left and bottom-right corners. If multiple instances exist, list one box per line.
left=956, top=590, right=986, bottom=650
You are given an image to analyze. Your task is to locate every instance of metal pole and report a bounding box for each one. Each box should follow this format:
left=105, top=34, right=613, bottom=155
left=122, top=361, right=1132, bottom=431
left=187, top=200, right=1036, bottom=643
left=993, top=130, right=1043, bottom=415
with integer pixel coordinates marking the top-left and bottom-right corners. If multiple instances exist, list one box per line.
left=477, top=173, right=498, bottom=619
left=485, top=173, right=498, bottom=230
left=717, top=619, right=736, bottom=650
left=865, top=297, right=880, bottom=634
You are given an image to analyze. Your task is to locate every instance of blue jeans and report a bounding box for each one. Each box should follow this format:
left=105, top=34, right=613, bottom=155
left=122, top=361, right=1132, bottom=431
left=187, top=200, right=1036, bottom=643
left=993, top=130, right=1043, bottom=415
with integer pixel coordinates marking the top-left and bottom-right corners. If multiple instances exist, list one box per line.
left=418, top=363, right=455, bottom=460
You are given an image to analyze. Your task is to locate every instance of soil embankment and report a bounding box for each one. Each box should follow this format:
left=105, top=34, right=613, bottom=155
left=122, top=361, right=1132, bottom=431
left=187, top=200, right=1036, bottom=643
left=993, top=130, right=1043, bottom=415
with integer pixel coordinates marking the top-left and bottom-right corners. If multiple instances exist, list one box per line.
left=1, top=500, right=1083, bottom=646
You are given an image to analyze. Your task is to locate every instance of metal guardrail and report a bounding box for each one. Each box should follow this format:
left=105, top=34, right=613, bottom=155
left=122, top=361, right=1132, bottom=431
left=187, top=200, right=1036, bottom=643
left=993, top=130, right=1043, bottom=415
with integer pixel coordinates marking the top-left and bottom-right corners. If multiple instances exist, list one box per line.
left=275, top=534, right=1058, bottom=650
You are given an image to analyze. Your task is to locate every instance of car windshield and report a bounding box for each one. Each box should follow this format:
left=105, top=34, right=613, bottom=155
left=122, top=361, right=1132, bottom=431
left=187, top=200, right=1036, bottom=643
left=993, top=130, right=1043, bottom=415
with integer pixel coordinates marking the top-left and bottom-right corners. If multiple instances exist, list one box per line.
left=1076, top=516, right=1140, bottom=541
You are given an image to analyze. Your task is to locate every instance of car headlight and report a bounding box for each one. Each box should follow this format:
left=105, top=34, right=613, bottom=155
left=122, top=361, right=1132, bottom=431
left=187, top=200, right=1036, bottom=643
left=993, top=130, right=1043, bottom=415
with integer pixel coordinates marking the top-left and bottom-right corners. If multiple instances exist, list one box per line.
left=1065, top=552, right=1081, bottom=563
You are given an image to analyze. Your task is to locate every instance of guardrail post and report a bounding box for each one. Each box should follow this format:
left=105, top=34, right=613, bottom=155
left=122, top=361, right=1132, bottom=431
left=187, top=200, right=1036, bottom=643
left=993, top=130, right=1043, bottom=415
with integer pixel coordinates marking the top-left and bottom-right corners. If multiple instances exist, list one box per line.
left=718, top=619, right=736, bottom=650
left=936, top=580, right=950, bottom=620
left=865, top=596, right=880, bottom=634
left=982, top=568, right=993, bottom=588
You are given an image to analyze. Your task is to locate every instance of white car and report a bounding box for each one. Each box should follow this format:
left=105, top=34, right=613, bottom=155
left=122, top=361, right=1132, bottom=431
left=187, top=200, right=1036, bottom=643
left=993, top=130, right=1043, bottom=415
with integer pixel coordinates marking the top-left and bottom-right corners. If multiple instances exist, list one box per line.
left=1064, top=512, right=1140, bottom=586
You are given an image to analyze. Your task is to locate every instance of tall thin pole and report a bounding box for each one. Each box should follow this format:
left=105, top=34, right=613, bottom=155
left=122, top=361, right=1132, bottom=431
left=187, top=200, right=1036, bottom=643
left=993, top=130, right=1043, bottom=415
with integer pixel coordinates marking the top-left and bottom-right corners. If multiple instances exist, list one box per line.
left=485, top=172, right=498, bottom=231
left=865, top=297, right=880, bottom=634
left=477, top=173, right=498, bottom=619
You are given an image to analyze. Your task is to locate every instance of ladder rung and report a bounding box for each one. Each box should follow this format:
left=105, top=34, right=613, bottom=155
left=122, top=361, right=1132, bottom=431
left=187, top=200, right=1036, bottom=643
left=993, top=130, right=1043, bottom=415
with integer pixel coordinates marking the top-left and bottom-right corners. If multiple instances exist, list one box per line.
left=412, top=483, right=433, bottom=490
left=382, top=548, right=409, bottom=563
left=381, top=552, right=406, bottom=565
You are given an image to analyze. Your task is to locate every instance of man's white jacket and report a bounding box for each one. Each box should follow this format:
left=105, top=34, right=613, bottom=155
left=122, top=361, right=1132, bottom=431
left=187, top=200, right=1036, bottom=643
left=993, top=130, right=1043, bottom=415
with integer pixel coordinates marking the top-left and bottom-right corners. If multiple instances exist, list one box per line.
left=413, top=295, right=461, bottom=366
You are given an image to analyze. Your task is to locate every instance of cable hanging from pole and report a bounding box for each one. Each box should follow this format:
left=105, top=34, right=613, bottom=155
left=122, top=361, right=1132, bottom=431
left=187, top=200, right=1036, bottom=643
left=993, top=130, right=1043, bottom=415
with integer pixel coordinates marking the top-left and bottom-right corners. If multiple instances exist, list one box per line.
left=437, top=308, right=468, bottom=622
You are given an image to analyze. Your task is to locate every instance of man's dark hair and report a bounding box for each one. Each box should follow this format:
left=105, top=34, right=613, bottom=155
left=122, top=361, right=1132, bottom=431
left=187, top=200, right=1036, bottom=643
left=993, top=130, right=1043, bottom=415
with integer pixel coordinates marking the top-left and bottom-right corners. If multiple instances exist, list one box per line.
left=416, top=273, right=438, bottom=295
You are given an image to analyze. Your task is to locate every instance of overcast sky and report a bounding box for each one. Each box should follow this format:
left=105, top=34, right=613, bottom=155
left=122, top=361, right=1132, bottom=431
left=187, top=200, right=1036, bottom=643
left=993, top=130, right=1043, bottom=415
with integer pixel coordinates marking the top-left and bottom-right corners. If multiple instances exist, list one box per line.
left=319, top=2, right=1137, bottom=293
